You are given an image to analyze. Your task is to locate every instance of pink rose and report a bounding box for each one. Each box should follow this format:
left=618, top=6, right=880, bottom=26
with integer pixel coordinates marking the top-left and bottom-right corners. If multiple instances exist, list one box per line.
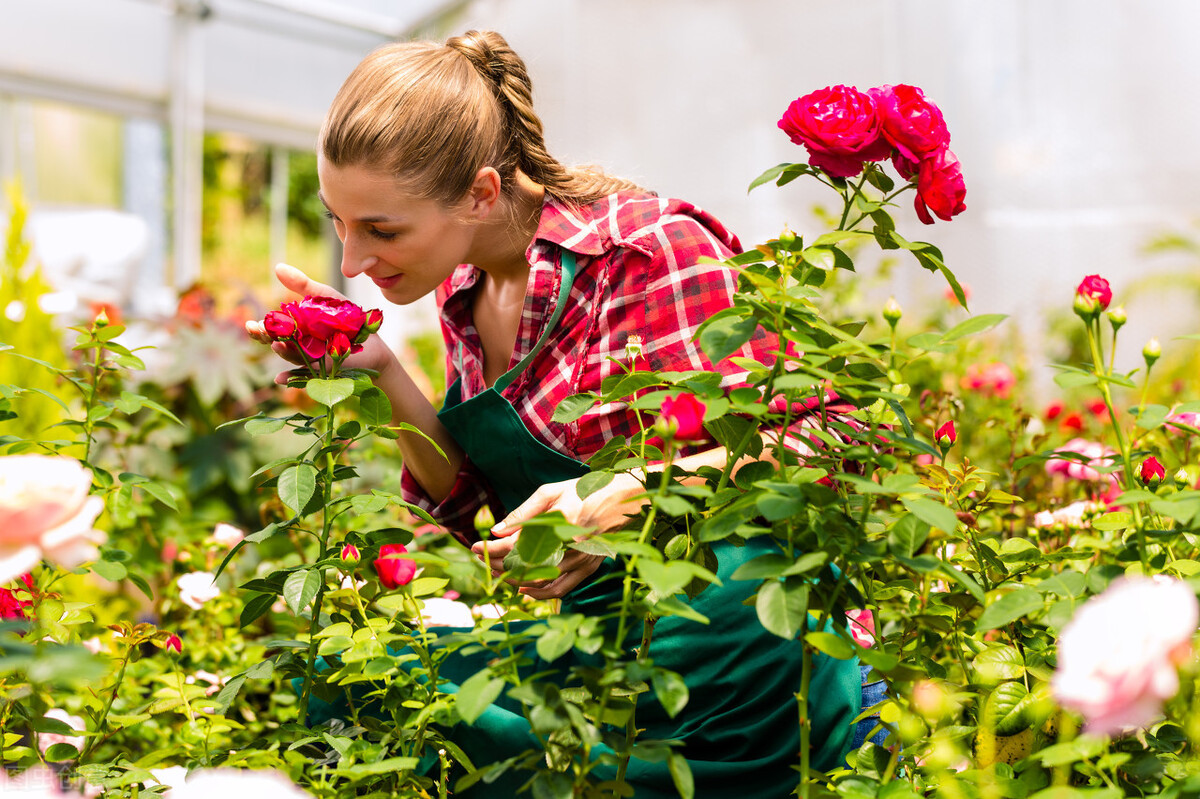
left=209, top=523, right=245, bottom=549
left=262, top=311, right=296, bottom=340
left=1139, top=456, right=1166, bottom=487
left=936, top=420, right=956, bottom=447
left=266, top=295, right=379, bottom=362
left=1052, top=576, right=1198, bottom=736
left=869, top=84, right=951, bottom=162
left=1168, top=412, right=1200, bottom=431
left=914, top=149, right=967, bottom=224
left=778, top=85, right=892, bottom=178
left=656, top=393, right=708, bottom=443
left=0, top=455, right=106, bottom=584
left=373, top=543, right=417, bottom=590
left=176, top=571, right=220, bottom=610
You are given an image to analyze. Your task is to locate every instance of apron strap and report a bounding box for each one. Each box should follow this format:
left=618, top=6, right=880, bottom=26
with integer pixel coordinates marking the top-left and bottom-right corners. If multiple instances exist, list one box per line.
left=493, top=251, right=578, bottom=394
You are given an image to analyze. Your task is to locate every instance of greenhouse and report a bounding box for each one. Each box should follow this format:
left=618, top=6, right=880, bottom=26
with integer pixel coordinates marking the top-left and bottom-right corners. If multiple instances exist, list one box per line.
left=4, top=1, right=1200, bottom=797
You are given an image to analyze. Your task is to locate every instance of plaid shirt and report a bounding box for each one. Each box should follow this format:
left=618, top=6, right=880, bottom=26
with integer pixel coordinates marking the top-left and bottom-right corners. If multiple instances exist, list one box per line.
left=401, top=191, right=790, bottom=540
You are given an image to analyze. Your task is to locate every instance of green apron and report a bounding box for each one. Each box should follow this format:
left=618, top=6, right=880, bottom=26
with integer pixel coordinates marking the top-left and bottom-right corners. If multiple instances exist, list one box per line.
left=425, top=251, right=862, bottom=796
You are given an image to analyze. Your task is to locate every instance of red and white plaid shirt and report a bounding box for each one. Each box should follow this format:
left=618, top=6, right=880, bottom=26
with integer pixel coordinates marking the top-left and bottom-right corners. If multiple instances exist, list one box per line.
left=401, top=192, right=799, bottom=541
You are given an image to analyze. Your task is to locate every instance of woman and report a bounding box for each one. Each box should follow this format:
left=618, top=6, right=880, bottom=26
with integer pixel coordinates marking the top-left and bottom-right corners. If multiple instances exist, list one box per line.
left=248, top=29, right=862, bottom=797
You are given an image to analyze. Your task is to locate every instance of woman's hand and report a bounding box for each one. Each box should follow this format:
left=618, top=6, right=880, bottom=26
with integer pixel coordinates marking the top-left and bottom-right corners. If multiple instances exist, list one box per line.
left=244, top=263, right=398, bottom=383
left=470, top=472, right=643, bottom=600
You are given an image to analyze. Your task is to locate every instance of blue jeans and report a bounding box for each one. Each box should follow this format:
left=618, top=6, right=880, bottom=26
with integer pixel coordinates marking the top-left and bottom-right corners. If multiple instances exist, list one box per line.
left=851, top=664, right=892, bottom=749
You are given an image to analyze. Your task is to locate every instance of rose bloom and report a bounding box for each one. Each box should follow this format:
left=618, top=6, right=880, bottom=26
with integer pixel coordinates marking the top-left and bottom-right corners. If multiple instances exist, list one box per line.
left=914, top=148, right=967, bottom=224
left=1046, top=438, right=1118, bottom=484
left=274, top=295, right=370, bottom=360
left=869, top=84, right=951, bottom=162
left=778, top=85, right=892, bottom=178
left=1075, top=274, right=1112, bottom=312
left=660, top=393, right=707, bottom=441
left=1052, top=576, right=1199, bottom=736
left=1168, top=411, right=1200, bottom=432
left=1139, top=456, right=1166, bottom=486
left=0, top=455, right=106, bottom=584
left=176, top=571, right=220, bottom=610
left=373, top=543, right=417, bottom=590
left=208, top=523, right=245, bottom=548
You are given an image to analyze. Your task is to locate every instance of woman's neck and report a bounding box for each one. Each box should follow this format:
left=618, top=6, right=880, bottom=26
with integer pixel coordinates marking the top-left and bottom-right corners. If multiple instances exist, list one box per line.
left=469, top=170, right=545, bottom=285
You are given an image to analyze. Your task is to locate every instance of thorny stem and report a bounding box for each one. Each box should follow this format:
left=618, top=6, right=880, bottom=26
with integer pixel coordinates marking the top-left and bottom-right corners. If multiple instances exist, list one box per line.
left=78, top=644, right=132, bottom=761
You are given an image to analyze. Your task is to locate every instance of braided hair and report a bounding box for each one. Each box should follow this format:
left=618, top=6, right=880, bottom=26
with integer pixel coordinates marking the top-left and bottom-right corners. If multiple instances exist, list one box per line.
left=319, top=30, right=646, bottom=207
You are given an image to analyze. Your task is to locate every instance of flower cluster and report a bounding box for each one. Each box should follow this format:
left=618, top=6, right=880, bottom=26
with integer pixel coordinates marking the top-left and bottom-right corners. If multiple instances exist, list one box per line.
left=778, top=83, right=966, bottom=224
left=960, top=362, right=1016, bottom=399
left=262, top=296, right=382, bottom=362
left=1045, top=437, right=1121, bottom=501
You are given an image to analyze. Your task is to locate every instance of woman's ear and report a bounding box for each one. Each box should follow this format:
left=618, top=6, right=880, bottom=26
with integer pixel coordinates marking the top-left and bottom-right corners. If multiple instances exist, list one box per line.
left=466, top=167, right=503, bottom=220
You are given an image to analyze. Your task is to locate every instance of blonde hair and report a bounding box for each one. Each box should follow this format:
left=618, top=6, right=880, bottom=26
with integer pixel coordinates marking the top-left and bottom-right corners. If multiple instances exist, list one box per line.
left=318, top=30, right=646, bottom=207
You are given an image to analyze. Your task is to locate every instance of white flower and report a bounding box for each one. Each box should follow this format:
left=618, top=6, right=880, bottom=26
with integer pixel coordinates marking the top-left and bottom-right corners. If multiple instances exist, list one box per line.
left=209, top=523, right=245, bottom=548
left=1052, top=576, right=1199, bottom=736
left=176, top=571, right=220, bottom=610
left=419, top=597, right=475, bottom=628
left=0, top=455, right=106, bottom=583
left=165, top=768, right=312, bottom=798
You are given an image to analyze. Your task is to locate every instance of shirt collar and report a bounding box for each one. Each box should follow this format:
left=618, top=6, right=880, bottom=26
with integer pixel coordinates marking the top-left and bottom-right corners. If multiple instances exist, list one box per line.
left=527, top=196, right=610, bottom=258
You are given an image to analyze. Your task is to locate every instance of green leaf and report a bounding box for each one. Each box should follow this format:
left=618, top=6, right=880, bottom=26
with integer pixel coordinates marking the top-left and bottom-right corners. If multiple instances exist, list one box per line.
left=888, top=513, right=930, bottom=559
left=278, top=464, right=318, bottom=515
left=516, top=524, right=564, bottom=565
left=901, top=496, right=958, bottom=534
left=240, top=593, right=275, bottom=628
left=1053, top=370, right=1099, bottom=389
left=456, top=672, right=505, bottom=724
left=638, top=560, right=706, bottom=597
left=305, top=378, right=355, bottom=407
left=653, top=668, right=690, bottom=718
left=44, top=742, right=79, bottom=762
left=806, top=631, right=855, bottom=660
left=283, top=569, right=321, bottom=615
left=667, top=751, right=695, bottom=799
left=941, top=314, right=1008, bottom=343
left=698, top=314, right=758, bottom=364
left=576, top=470, right=614, bottom=500
left=91, top=559, right=127, bottom=582
left=359, top=386, right=391, bottom=426
left=974, top=646, right=1026, bottom=684
left=983, top=681, right=1034, bottom=735
left=755, top=580, right=809, bottom=639
left=552, top=392, right=599, bottom=424
left=976, top=588, right=1045, bottom=632
left=335, top=757, right=421, bottom=778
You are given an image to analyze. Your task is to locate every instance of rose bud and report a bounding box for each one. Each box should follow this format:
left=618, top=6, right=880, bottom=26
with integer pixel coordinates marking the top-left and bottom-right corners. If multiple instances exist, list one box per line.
left=473, top=505, right=496, bottom=533
left=163, top=633, right=183, bottom=654
left=364, top=308, right=383, bottom=334
left=373, top=543, right=417, bottom=590
left=94, top=308, right=110, bottom=328
left=340, top=544, right=361, bottom=565
left=1106, top=306, right=1127, bottom=332
left=1175, top=467, right=1192, bottom=490
left=1074, top=274, right=1112, bottom=318
left=624, top=333, right=644, bottom=363
left=883, top=297, right=903, bottom=327
left=263, top=311, right=297, bottom=340
left=1143, top=338, right=1161, bottom=368
left=656, top=393, right=707, bottom=442
left=935, top=420, right=956, bottom=448
left=1139, top=456, right=1166, bottom=488
left=328, top=331, right=352, bottom=360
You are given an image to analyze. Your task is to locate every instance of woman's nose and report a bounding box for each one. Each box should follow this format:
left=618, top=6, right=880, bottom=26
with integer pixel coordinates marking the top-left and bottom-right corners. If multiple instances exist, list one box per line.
left=339, top=237, right=377, bottom=279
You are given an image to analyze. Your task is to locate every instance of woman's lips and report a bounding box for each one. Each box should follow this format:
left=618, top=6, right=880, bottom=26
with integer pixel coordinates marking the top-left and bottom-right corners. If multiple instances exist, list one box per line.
left=371, top=273, right=402, bottom=289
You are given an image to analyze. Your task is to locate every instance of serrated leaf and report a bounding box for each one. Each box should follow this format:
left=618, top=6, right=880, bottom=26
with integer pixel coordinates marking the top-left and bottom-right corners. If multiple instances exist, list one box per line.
left=552, top=392, right=599, bottom=424
left=576, top=470, right=614, bottom=500
left=283, top=569, right=321, bottom=615
left=901, top=496, right=958, bottom=534
left=698, top=314, right=758, bottom=364
left=240, top=593, right=275, bottom=628
left=755, top=580, right=809, bottom=639
left=305, top=378, right=354, bottom=408
left=652, top=668, right=689, bottom=718
left=278, top=464, right=318, bottom=515
left=983, top=681, right=1034, bottom=735
left=806, top=630, right=855, bottom=659
left=976, top=588, right=1044, bottom=632
left=516, top=524, right=564, bottom=565
left=456, top=672, right=505, bottom=724
left=359, top=386, right=391, bottom=426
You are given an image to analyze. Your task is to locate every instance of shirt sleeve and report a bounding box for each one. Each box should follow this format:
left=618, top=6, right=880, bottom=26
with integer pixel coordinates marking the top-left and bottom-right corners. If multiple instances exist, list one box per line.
left=399, top=458, right=496, bottom=546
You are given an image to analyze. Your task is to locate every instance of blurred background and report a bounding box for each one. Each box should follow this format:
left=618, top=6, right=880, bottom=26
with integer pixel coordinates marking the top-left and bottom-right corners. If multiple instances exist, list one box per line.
left=3, top=0, right=1200, bottom=389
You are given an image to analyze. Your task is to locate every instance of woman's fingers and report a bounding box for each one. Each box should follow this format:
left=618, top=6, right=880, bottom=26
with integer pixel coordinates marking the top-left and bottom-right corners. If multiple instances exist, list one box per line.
left=275, top=263, right=347, bottom=301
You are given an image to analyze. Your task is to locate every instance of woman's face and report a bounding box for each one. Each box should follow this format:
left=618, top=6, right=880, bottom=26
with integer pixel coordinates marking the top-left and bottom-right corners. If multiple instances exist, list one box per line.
left=317, top=158, right=479, bottom=305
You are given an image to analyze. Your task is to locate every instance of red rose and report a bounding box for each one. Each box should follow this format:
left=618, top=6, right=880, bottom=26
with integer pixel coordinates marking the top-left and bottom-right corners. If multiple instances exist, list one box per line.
left=936, top=420, right=956, bottom=447
left=374, top=543, right=417, bottom=589
left=869, top=84, right=951, bottom=163
left=1139, top=456, right=1166, bottom=487
left=340, top=544, right=361, bottom=565
left=778, top=85, right=892, bottom=178
left=263, top=311, right=297, bottom=340
left=282, top=296, right=367, bottom=341
left=1075, top=275, right=1112, bottom=313
left=328, top=331, right=352, bottom=360
left=660, top=393, right=707, bottom=442
left=163, top=633, right=183, bottom=653
left=0, top=586, right=30, bottom=620
left=364, top=308, right=384, bottom=335
left=914, top=149, right=967, bottom=224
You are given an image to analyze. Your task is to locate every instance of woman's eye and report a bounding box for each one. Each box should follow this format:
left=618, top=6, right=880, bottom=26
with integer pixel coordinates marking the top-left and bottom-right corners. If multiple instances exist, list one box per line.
left=369, top=228, right=398, bottom=241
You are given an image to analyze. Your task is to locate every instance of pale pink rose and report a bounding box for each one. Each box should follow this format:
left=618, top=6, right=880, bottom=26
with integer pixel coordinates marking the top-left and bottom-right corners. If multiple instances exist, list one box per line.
left=166, top=768, right=313, bottom=798
left=1168, top=412, right=1200, bottom=432
left=176, top=571, right=220, bottom=610
left=1032, top=510, right=1056, bottom=529
left=0, top=455, right=107, bottom=583
left=846, top=608, right=876, bottom=647
left=419, top=597, right=475, bottom=628
left=37, top=708, right=85, bottom=754
left=1052, top=576, right=1199, bottom=736
left=185, top=670, right=229, bottom=696
left=1046, top=438, right=1121, bottom=493
left=208, top=523, right=245, bottom=548
left=0, top=766, right=66, bottom=795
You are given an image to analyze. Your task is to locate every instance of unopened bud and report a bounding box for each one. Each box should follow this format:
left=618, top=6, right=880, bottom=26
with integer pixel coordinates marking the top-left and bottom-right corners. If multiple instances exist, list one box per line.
left=328, top=332, right=351, bottom=360
left=474, top=504, right=496, bottom=533
left=625, top=333, right=644, bottom=362
left=935, top=420, right=956, bottom=449
left=340, top=544, right=361, bottom=565
left=364, top=308, right=383, bottom=334
left=1175, top=467, right=1192, bottom=490
left=1139, top=456, right=1166, bottom=488
left=777, top=226, right=797, bottom=250
left=94, top=309, right=110, bottom=328
left=1106, top=305, right=1127, bottom=332
left=1143, top=337, right=1162, bottom=368
left=883, top=297, right=903, bottom=327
